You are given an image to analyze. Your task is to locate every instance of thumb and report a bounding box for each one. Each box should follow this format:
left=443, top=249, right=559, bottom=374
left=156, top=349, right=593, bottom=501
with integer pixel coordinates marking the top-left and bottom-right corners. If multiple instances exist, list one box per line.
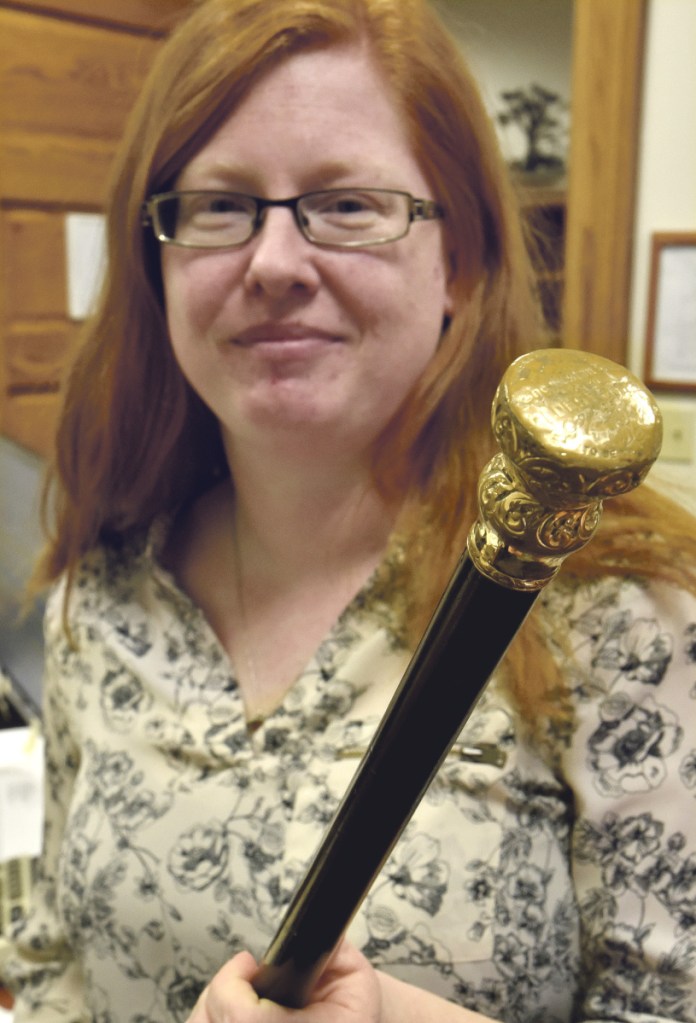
left=186, top=951, right=262, bottom=1023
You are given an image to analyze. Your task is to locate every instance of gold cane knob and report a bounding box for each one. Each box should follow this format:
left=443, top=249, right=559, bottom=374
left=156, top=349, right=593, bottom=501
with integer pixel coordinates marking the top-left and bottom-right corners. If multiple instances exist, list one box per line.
left=467, top=349, right=663, bottom=590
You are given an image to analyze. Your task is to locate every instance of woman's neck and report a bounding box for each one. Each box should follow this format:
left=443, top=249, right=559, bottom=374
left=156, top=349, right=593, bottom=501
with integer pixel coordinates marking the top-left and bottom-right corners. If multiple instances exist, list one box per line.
left=171, top=451, right=397, bottom=722
left=224, top=437, right=396, bottom=584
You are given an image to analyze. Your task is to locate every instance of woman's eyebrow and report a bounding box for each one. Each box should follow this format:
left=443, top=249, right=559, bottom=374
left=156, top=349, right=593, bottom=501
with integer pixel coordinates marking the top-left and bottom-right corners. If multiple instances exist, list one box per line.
left=178, top=159, right=394, bottom=192
left=176, top=162, right=258, bottom=191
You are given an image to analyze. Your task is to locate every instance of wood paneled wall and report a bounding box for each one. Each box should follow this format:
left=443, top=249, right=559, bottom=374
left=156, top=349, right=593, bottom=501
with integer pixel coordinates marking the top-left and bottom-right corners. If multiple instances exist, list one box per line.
left=0, top=1, right=189, bottom=456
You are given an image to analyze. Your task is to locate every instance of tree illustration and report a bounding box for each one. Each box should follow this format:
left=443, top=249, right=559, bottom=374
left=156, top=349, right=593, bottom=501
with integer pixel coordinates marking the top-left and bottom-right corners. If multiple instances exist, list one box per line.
left=497, top=84, right=567, bottom=174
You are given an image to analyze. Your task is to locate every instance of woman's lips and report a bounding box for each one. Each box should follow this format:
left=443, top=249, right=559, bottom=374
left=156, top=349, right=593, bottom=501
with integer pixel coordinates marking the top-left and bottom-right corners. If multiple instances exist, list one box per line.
left=234, top=323, right=342, bottom=347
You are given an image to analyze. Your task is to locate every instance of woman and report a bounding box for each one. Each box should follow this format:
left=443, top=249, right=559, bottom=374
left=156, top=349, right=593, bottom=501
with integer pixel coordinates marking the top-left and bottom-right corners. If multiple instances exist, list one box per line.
left=4, top=1, right=696, bottom=1021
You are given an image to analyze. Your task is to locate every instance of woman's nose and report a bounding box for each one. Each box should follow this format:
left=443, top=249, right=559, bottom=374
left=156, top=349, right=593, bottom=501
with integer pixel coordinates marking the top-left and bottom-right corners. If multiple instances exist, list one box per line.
left=243, top=207, right=321, bottom=298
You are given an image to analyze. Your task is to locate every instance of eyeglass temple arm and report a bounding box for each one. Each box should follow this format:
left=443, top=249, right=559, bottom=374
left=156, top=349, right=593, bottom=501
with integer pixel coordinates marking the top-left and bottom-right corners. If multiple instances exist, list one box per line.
left=411, top=198, right=443, bottom=220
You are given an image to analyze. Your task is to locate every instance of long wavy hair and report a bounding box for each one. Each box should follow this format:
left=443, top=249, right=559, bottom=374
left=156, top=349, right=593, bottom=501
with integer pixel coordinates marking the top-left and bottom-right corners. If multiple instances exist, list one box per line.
left=35, top=0, right=696, bottom=719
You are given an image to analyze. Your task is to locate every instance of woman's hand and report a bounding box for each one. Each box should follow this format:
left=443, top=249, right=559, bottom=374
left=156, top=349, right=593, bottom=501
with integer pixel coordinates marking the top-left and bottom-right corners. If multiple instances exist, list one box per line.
left=185, top=941, right=381, bottom=1023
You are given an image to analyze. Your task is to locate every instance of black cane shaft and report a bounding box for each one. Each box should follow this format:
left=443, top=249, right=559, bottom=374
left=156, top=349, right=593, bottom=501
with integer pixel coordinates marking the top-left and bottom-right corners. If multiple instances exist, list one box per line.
left=252, top=553, right=537, bottom=1007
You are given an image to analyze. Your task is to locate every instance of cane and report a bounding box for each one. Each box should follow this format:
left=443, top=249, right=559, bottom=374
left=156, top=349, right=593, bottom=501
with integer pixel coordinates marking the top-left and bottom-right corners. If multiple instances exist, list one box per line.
left=251, top=348, right=663, bottom=1007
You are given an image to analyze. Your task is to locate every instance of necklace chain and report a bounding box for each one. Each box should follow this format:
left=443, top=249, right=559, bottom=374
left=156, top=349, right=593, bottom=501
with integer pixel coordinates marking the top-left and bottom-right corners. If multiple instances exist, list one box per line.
left=231, top=514, right=262, bottom=725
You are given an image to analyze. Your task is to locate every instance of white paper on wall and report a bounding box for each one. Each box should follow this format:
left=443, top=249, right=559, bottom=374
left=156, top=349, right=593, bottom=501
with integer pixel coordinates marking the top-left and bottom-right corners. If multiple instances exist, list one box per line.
left=0, top=726, right=44, bottom=862
left=652, top=246, right=696, bottom=382
left=64, top=211, right=107, bottom=321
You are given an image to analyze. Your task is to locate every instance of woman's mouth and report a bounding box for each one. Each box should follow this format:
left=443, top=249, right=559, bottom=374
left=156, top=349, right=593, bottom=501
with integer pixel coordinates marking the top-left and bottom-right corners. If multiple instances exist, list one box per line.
left=234, top=322, right=342, bottom=347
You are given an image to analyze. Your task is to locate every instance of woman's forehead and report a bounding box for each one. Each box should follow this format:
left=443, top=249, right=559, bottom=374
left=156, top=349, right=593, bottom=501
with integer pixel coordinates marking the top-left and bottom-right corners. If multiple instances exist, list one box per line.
left=176, top=43, right=427, bottom=193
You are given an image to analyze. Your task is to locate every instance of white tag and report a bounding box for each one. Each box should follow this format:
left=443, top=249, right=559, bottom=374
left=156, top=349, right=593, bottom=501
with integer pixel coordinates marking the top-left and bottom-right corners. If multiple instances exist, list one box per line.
left=65, top=211, right=107, bottom=321
left=0, top=726, right=44, bottom=861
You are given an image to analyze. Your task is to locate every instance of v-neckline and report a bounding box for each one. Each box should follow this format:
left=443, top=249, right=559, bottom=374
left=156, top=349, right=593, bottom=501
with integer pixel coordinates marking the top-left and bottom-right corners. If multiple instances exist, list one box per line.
left=146, top=515, right=395, bottom=732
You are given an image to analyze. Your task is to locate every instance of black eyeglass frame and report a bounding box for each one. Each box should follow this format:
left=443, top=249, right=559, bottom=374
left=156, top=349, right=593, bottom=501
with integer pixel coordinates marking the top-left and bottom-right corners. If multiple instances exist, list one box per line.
left=140, top=187, right=445, bottom=250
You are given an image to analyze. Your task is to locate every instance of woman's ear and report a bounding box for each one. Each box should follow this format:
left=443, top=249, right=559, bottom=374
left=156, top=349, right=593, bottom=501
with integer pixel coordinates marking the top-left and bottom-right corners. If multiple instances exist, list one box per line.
left=443, top=263, right=457, bottom=323
left=444, top=246, right=457, bottom=319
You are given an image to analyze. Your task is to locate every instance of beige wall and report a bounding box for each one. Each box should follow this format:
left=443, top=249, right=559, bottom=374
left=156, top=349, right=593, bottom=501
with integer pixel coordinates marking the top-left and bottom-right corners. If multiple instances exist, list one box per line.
left=434, top=0, right=573, bottom=167
left=629, top=0, right=696, bottom=503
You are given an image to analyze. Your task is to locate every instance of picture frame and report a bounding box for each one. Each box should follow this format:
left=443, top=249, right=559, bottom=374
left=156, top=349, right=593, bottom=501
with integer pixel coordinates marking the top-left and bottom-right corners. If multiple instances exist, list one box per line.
left=644, top=232, right=696, bottom=392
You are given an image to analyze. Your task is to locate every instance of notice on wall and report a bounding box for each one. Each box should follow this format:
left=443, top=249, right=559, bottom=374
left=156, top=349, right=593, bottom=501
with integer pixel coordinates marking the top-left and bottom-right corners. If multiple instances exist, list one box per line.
left=0, top=725, right=44, bottom=862
left=64, top=211, right=107, bottom=321
left=651, top=245, right=696, bottom=383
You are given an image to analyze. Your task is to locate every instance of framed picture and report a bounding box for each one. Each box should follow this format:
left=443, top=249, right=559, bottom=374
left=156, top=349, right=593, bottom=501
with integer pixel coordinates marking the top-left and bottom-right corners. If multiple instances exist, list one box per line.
left=644, top=232, right=696, bottom=392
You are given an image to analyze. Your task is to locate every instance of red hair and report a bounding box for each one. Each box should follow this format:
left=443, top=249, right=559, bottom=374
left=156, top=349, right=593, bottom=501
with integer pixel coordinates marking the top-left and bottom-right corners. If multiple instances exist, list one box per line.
left=35, top=0, right=695, bottom=721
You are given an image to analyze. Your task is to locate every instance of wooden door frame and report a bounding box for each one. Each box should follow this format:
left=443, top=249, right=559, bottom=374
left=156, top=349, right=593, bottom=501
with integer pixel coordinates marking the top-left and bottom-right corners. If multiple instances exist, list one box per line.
left=563, top=0, right=648, bottom=363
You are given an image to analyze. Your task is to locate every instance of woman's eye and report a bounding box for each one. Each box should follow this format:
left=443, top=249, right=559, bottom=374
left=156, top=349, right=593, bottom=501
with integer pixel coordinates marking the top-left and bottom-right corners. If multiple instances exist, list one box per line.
left=330, top=195, right=379, bottom=214
left=330, top=198, right=372, bottom=214
left=178, top=196, right=252, bottom=236
left=314, top=193, right=387, bottom=221
left=191, top=196, right=243, bottom=216
left=207, top=197, right=244, bottom=214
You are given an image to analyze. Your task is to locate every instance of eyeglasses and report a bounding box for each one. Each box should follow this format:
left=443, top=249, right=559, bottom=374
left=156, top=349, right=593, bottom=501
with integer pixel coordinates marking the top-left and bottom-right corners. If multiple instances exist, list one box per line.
left=141, top=188, right=444, bottom=250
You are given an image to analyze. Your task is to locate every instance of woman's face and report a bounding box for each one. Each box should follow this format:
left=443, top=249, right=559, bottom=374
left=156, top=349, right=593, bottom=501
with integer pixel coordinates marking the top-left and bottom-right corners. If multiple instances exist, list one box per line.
left=161, top=42, right=454, bottom=465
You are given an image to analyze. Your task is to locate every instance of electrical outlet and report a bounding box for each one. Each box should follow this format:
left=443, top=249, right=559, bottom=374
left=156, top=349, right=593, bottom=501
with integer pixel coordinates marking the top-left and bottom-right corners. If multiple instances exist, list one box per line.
left=660, top=407, right=695, bottom=463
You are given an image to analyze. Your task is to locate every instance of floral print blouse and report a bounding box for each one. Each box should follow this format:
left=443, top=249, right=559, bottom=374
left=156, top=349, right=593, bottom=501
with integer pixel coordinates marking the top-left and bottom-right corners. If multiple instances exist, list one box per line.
left=3, top=531, right=696, bottom=1023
